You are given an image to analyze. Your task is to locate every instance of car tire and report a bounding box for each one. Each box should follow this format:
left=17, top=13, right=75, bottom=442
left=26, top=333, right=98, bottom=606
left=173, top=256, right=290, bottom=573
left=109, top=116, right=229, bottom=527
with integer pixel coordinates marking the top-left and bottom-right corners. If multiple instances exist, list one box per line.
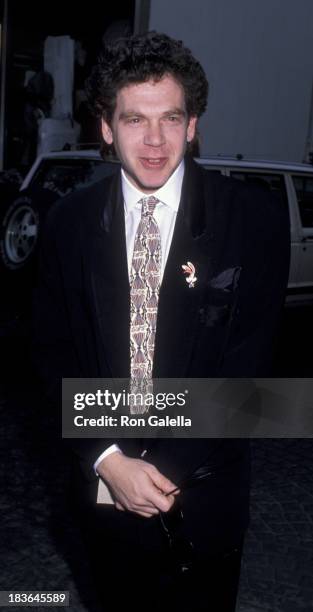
left=0, top=187, right=59, bottom=273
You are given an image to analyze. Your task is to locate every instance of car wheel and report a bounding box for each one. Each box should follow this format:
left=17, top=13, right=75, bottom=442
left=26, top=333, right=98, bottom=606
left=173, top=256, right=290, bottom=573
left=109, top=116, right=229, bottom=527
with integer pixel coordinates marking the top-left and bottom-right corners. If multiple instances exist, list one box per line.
left=0, top=194, right=39, bottom=270
left=0, top=187, right=59, bottom=272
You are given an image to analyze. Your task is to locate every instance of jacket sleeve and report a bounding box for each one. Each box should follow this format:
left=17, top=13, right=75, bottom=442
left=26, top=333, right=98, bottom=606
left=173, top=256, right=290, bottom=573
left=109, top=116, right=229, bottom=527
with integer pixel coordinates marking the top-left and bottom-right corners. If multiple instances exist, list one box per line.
left=31, top=203, right=140, bottom=482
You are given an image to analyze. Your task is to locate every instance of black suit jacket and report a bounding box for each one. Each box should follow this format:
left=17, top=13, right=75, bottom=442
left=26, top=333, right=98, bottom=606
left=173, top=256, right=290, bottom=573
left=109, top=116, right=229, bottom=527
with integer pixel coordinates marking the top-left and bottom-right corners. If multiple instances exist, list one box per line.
left=32, top=155, right=290, bottom=551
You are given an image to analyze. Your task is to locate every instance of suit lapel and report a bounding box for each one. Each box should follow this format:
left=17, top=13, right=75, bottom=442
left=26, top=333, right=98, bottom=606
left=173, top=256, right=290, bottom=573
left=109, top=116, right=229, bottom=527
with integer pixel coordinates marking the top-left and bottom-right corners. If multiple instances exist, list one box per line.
left=87, top=172, right=130, bottom=377
left=153, top=156, right=216, bottom=377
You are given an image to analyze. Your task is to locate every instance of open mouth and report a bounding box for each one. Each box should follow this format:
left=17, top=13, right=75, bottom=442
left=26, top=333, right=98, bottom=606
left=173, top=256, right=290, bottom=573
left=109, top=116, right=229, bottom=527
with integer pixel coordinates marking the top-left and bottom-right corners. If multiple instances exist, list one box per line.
left=139, top=157, right=167, bottom=170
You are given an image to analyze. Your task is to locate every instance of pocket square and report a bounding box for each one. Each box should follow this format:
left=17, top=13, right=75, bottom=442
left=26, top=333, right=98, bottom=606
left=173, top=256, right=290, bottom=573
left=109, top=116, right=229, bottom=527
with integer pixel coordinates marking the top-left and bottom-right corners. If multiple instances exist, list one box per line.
left=209, top=266, right=242, bottom=292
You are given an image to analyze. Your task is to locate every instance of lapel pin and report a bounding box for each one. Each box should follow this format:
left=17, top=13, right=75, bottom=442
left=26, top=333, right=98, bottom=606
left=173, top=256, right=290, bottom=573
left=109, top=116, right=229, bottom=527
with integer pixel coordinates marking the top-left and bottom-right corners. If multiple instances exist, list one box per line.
left=182, top=261, right=197, bottom=288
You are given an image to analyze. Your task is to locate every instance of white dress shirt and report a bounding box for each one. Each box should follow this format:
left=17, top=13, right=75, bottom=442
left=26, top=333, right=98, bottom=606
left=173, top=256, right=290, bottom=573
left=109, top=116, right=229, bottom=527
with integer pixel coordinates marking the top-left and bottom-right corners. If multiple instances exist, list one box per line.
left=93, top=160, right=185, bottom=474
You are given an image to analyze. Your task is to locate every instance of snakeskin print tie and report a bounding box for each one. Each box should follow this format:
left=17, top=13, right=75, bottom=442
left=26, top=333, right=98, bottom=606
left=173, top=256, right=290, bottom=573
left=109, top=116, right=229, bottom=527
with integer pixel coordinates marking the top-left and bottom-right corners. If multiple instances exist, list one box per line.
left=130, top=196, right=162, bottom=413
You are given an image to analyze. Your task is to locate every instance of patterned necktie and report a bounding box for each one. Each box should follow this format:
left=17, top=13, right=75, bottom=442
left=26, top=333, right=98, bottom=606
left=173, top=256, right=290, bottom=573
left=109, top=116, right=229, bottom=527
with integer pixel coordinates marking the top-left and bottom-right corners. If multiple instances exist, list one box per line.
left=129, top=196, right=162, bottom=413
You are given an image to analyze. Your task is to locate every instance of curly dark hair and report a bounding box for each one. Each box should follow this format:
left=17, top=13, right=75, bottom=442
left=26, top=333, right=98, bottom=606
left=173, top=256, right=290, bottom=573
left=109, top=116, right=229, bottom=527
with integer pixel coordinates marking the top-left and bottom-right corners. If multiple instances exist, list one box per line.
left=86, top=31, right=209, bottom=125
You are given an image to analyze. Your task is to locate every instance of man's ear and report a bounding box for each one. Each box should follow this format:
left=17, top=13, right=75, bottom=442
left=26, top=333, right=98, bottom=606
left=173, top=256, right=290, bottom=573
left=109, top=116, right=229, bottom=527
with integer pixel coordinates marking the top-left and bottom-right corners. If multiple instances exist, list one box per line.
left=101, top=118, right=114, bottom=145
left=186, top=116, right=197, bottom=143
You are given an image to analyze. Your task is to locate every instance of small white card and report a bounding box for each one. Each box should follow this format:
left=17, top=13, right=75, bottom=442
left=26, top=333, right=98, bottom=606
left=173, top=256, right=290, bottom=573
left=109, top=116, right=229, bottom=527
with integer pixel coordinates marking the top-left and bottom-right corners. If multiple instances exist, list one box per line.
left=97, top=479, right=115, bottom=504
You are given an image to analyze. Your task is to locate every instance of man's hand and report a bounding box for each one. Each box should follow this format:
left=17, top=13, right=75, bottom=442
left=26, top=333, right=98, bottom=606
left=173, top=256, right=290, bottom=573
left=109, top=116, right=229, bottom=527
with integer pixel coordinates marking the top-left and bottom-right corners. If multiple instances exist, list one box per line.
left=97, top=452, right=179, bottom=518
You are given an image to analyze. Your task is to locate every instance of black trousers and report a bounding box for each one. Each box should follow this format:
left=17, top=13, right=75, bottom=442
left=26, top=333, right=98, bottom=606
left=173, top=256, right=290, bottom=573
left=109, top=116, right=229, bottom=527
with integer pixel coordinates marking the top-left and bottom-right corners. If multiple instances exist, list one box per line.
left=77, top=504, right=243, bottom=612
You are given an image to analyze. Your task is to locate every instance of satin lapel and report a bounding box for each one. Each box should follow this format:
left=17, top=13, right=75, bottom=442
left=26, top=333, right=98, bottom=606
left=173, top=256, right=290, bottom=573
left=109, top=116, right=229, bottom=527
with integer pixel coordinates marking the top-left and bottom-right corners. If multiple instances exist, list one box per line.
left=153, top=157, right=215, bottom=378
left=87, top=172, right=130, bottom=378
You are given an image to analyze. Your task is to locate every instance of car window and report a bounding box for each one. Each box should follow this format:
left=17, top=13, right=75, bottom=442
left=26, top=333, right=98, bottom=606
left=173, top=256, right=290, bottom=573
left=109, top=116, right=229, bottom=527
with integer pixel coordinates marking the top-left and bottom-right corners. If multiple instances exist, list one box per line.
left=292, top=175, right=313, bottom=228
left=229, top=171, right=288, bottom=208
left=28, top=159, right=119, bottom=196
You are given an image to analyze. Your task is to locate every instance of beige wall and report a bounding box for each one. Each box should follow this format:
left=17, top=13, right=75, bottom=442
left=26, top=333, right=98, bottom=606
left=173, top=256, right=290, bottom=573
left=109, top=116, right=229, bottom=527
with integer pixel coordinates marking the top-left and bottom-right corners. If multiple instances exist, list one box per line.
left=149, top=0, right=313, bottom=162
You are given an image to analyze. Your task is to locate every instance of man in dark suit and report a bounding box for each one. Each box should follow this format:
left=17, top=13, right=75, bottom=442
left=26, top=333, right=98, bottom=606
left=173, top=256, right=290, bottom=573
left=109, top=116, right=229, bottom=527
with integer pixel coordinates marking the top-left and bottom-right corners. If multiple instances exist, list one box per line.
left=33, top=32, right=290, bottom=611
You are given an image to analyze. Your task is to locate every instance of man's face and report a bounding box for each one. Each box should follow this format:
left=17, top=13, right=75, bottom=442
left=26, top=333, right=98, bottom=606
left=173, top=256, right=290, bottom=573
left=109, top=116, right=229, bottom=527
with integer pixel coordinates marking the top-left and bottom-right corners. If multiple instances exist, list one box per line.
left=101, top=75, right=197, bottom=193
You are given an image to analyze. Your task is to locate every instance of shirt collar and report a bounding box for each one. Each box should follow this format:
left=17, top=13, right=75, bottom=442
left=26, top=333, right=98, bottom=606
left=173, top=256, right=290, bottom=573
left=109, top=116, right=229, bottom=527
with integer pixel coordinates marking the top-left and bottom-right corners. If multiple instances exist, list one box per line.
left=122, top=159, right=185, bottom=215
